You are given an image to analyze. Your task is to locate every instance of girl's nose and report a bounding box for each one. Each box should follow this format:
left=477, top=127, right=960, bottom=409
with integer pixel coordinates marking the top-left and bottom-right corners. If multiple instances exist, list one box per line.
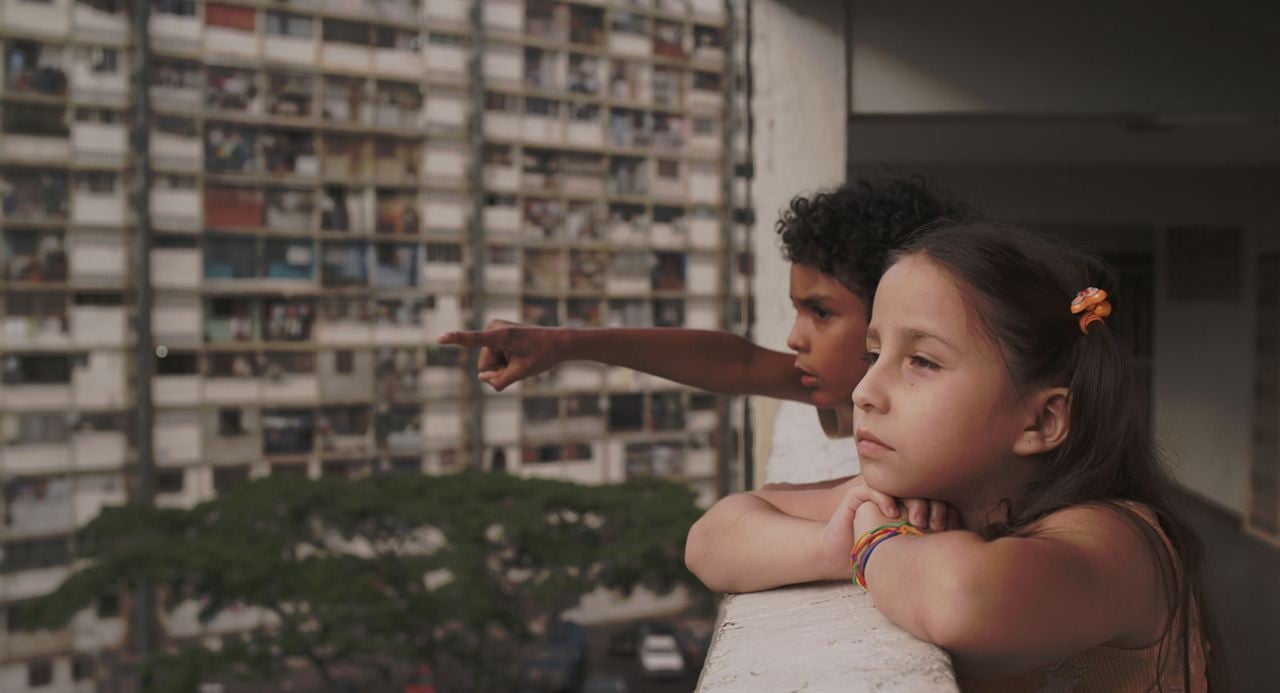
left=853, top=364, right=888, bottom=413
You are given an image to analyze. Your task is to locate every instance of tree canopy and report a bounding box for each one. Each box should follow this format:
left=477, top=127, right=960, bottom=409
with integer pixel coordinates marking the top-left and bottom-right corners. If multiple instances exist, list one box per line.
left=17, top=470, right=708, bottom=692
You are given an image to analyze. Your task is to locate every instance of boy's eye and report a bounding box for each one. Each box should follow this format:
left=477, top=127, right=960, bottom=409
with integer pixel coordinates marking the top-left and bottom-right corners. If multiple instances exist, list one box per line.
left=814, top=308, right=831, bottom=319
left=909, top=355, right=940, bottom=370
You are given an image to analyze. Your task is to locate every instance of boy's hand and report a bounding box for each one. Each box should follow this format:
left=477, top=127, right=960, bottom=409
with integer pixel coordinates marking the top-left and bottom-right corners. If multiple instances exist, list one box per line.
left=437, top=320, right=566, bottom=391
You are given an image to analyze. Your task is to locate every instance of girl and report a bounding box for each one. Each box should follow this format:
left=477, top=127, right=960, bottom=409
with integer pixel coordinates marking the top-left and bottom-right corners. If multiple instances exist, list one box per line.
left=687, top=222, right=1222, bottom=691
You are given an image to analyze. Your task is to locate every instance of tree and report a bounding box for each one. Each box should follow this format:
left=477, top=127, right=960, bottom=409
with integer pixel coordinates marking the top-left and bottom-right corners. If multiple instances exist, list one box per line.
left=17, top=470, right=708, bottom=692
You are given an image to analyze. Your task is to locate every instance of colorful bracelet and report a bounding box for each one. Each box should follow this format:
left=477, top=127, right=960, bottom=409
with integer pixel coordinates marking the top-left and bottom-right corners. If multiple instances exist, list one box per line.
left=850, top=521, right=923, bottom=589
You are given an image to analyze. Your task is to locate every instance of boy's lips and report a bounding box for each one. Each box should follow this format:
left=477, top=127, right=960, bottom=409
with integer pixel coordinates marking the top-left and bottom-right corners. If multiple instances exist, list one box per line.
left=796, top=365, right=819, bottom=388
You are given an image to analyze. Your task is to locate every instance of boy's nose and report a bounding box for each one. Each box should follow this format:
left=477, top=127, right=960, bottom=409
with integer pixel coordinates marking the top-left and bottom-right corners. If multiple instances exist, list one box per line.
left=785, top=323, right=807, bottom=352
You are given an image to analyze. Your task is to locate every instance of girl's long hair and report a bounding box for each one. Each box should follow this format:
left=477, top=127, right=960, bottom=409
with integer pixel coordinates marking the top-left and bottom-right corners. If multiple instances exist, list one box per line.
left=897, top=222, right=1225, bottom=691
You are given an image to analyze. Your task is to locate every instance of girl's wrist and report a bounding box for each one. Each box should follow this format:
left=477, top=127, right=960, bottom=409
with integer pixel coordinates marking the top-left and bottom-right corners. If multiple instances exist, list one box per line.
left=811, top=526, right=854, bottom=582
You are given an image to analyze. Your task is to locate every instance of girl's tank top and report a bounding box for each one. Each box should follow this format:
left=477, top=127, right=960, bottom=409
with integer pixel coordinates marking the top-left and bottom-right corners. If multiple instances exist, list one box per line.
left=956, top=501, right=1208, bottom=693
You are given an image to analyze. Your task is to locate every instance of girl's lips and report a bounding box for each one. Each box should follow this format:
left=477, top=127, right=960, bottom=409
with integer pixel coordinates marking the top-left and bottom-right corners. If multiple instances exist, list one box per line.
left=855, top=429, right=894, bottom=458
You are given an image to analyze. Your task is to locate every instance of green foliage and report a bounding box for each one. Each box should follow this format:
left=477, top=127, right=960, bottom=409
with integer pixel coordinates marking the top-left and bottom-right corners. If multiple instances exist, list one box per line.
left=16, top=471, right=707, bottom=692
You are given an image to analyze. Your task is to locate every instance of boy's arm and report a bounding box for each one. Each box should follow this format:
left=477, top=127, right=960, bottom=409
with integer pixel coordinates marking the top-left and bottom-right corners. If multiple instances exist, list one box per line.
left=858, top=505, right=1167, bottom=680
left=438, top=323, right=812, bottom=402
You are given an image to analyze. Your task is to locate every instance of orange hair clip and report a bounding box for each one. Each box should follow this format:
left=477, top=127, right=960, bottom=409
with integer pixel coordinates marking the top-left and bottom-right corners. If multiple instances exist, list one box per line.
left=1070, top=287, right=1112, bottom=334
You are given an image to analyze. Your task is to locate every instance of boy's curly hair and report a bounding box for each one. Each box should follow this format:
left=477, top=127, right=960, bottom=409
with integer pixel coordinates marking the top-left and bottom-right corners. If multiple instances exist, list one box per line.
left=775, top=175, right=976, bottom=305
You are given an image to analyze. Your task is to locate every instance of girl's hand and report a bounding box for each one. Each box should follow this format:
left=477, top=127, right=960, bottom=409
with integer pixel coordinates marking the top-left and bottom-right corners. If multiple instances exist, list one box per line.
left=818, top=482, right=904, bottom=579
left=437, top=320, right=566, bottom=391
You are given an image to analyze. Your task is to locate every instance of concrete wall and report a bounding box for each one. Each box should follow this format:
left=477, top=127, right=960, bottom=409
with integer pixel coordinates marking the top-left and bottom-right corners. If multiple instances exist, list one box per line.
left=848, top=0, right=1280, bottom=115
left=749, top=0, right=849, bottom=484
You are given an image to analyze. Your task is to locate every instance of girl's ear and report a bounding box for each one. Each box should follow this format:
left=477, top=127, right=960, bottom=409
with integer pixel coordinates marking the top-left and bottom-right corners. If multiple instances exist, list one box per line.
left=1013, top=387, right=1070, bottom=457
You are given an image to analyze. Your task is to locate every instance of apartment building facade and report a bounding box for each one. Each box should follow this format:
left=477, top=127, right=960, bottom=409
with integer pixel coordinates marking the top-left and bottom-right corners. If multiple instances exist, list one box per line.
left=0, top=0, right=753, bottom=690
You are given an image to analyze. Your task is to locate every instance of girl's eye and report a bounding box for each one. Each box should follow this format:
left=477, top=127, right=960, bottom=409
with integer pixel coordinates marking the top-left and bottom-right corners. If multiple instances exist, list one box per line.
left=860, top=351, right=879, bottom=365
left=909, top=355, right=940, bottom=370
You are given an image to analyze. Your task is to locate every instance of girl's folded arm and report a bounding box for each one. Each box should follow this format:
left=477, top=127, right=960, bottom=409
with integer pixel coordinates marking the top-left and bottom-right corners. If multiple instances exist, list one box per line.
left=685, top=494, right=848, bottom=593
left=863, top=506, right=1167, bottom=680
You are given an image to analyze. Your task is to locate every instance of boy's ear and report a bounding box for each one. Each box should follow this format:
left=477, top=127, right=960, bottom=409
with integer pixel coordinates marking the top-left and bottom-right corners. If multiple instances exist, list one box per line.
left=1013, top=387, right=1070, bottom=457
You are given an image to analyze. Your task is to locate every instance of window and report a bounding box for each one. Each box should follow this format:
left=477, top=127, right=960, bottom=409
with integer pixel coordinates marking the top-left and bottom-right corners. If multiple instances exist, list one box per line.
left=27, top=660, right=53, bottom=688
left=87, top=46, right=119, bottom=73
left=265, top=11, right=313, bottom=38
left=323, top=19, right=372, bottom=46
left=218, top=408, right=246, bottom=436
left=155, top=350, right=199, bottom=375
left=213, top=465, right=250, bottom=492
left=1, top=536, right=71, bottom=574
left=72, top=655, right=95, bottom=682
left=425, top=242, right=462, bottom=263
left=335, top=350, right=354, bottom=374
left=608, top=394, right=644, bottom=432
left=156, top=469, right=185, bottom=494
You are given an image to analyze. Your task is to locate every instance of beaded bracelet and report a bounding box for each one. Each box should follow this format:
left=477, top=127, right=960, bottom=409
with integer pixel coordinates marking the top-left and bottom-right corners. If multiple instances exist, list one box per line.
left=851, top=521, right=923, bottom=589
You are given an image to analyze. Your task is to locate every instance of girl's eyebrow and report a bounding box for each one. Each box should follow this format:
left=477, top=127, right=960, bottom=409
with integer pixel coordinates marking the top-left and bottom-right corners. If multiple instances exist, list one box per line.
left=903, top=327, right=959, bottom=352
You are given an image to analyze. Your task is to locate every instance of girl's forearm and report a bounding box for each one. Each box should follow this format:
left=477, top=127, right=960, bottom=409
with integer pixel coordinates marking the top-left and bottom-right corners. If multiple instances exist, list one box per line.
left=862, top=530, right=990, bottom=644
left=685, top=494, right=848, bottom=593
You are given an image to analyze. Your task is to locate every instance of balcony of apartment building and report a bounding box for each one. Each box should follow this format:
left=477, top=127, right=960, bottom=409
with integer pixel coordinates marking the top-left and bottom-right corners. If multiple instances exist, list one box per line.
left=652, top=65, right=683, bottom=110
left=376, top=405, right=423, bottom=454
left=483, top=43, right=523, bottom=89
left=688, top=114, right=721, bottom=156
left=320, top=18, right=375, bottom=72
left=1, top=292, right=70, bottom=349
left=151, top=174, right=201, bottom=232
left=374, top=189, right=418, bottom=235
left=483, top=0, right=522, bottom=34
left=0, top=412, right=72, bottom=475
left=2, top=475, right=77, bottom=543
left=1, top=103, right=71, bottom=165
left=421, top=240, right=464, bottom=291
left=606, top=204, right=650, bottom=246
left=653, top=19, right=689, bottom=60
left=262, top=10, right=317, bottom=66
left=482, top=144, right=519, bottom=191
left=68, top=42, right=127, bottom=105
left=316, top=403, right=372, bottom=458
left=203, top=235, right=316, bottom=291
left=70, top=171, right=126, bottom=227
left=320, top=184, right=370, bottom=234
left=608, top=107, right=651, bottom=150
left=687, top=69, right=723, bottom=112
left=262, top=407, right=314, bottom=460
left=482, top=192, right=520, bottom=241
left=203, top=1, right=260, bottom=61
left=420, top=140, right=465, bottom=187
left=480, top=244, right=516, bottom=292
left=153, top=348, right=200, bottom=407
left=607, top=157, right=649, bottom=198
left=419, top=291, right=461, bottom=340
left=521, top=195, right=561, bottom=241
left=423, top=344, right=463, bottom=396
left=609, top=59, right=650, bottom=105
left=372, top=241, right=417, bottom=291
left=371, top=80, right=422, bottom=130
left=151, top=58, right=201, bottom=110
left=423, top=86, right=467, bottom=134
left=319, top=240, right=368, bottom=289
left=265, top=71, right=316, bottom=125
left=315, top=296, right=372, bottom=344
left=567, top=103, right=605, bottom=147
left=317, top=347, right=372, bottom=400
left=0, top=168, right=67, bottom=223
left=420, top=189, right=461, bottom=232
left=650, top=205, right=689, bottom=248
left=71, top=106, right=126, bottom=167
left=371, top=297, right=423, bottom=344
left=260, top=351, right=318, bottom=403
left=320, top=134, right=369, bottom=181
left=675, top=159, right=715, bottom=206
left=69, top=410, right=127, bottom=471
left=371, top=26, right=422, bottom=79
left=70, top=0, right=128, bottom=44
left=320, top=75, right=367, bottom=127
left=148, top=0, right=201, bottom=55
left=483, top=90, right=521, bottom=141
left=0, top=536, right=74, bottom=616
left=2, top=227, right=67, bottom=285
left=524, top=97, right=565, bottom=143
left=374, top=345, right=420, bottom=400
left=691, top=23, right=726, bottom=66
left=206, top=64, right=260, bottom=117
left=423, top=402, right=462, bottom=447
left=371, top=136, right=419, bottom=182
left=608, top=11, right=650, bottom=57
left=424, top=31, right=467, bottom=77
left=0, top=353, right=73, bottom=409
left=2, top=0, right=69, bottom=37
left=202, top=405, right=262, bottom=465
left=651, top=158, right=687, bottom=202
left=521, top=295, right=558, bottom=327
left=519, top=440, right=602, bottom=484
left=202, top=349, right=260, bottom=404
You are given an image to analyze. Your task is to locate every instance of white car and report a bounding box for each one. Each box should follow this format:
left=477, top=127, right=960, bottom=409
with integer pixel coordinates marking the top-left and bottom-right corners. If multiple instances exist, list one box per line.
left=638, top=633, right=686, bottom=679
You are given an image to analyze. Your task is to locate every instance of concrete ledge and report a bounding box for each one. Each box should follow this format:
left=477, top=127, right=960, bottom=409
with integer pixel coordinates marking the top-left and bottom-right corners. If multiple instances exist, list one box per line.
left=696, top=583, right=959, bottom=692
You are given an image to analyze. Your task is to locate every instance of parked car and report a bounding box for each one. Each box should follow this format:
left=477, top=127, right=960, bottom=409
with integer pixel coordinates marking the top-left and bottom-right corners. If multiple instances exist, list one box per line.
left=582, top=674, right=629, bottom=693
left=518, top=647, right=584, bottom=693
left=609, top=619, right=674, bottom=657
left=676, top=618, right=714, bottom=667
left=638, top=633, right=686, bottom=679
left=547, top=619, right=589, bottom=664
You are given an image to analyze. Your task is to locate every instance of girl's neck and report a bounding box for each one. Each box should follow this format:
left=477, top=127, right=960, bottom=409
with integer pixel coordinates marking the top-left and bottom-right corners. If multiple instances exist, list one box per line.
left=948, top=461, right=1037, bottom=533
